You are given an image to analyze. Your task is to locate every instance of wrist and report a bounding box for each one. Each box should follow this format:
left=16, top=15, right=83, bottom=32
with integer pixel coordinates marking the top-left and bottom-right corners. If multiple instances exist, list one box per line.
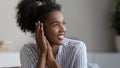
left=40, top=49, right=47, bottom=54
left=40, top=52, right=47, bottom=57
left=40, top=47, right=47, bottom=53
left=47, top=52, right=55, bottom=61
left=47, top=59, right=61, bottom=68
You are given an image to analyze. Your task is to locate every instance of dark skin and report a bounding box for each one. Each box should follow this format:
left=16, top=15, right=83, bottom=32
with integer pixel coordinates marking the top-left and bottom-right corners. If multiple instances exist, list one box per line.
left=36, top=10, right=66, bottom=68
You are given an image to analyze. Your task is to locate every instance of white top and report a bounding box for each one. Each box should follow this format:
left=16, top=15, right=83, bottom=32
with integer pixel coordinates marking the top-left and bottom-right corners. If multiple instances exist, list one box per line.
left=20, top=38, right=87, bottom=68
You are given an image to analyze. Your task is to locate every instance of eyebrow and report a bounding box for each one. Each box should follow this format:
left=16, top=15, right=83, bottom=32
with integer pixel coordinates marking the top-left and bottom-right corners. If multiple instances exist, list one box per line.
left=50, top=19, right=65, bottom=24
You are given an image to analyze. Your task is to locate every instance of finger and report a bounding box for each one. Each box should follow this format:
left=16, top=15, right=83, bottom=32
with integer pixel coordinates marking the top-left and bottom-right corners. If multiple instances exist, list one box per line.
left=40, top=23, right=45, bottom=38
left=38, top=21, right=41, bottom=32
left=35, top=22, right=39, bottom=39
left=37, top=21, right=40, bottom=32
left=36, top=21, right=40, bottom=39
left=45, top=37, right=52, bottom=51
left=44, top=37, right=48, bottom=45
left=39, top=22, right=46, bottom=44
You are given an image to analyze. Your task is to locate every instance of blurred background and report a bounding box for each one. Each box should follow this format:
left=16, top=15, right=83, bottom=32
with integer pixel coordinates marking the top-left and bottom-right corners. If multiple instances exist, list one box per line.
left=0, top=0, right=120, bottom=68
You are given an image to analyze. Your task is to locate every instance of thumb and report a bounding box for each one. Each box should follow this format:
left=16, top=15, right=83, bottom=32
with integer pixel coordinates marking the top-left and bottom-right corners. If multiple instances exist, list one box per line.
left=45, top=37, right=52, bottom=51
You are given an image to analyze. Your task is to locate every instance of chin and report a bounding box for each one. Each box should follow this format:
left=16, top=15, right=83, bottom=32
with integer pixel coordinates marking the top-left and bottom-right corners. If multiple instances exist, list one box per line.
left=57, top=40, right=64, bottom=45
left=49, top=38, right=64, bottom=45
left=57, top=42, right=64, bottom=45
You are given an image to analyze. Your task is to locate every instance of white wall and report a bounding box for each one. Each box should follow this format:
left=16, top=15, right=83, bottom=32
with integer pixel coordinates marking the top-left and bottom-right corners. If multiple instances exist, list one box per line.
left=0, top=0, right=33, bottom=51
left=0, top=0, right=116, bottom=52
left=58, top=0, right=116, bottom=52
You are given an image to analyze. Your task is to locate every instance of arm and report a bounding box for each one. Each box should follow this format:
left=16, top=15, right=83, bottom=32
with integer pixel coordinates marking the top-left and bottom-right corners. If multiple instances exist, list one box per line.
left=46, top=38, right=61, bottom=68
left=36, top=22, right=47, bottom=68
left=46, top=58, right=61, bottom=68
left=36, top=22, right=61, bottom=68
left=37, top=53, right=47, bottom=68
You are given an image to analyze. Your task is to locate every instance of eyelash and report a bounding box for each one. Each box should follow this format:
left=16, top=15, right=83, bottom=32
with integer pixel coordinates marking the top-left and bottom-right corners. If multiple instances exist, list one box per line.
left=63, top=22, right=66, bottom=24
left=52, top=22, right=66, bottom=27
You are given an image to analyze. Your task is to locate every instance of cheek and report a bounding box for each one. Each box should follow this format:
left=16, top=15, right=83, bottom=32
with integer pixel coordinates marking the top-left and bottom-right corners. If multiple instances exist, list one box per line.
left=45, top=28, right=58, bottom=38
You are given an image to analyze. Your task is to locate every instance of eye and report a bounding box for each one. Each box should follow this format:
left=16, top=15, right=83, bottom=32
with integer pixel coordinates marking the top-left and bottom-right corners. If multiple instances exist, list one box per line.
left=63, top=22, right=66, bottom=25
left=52, top=23, right=59, bottom=27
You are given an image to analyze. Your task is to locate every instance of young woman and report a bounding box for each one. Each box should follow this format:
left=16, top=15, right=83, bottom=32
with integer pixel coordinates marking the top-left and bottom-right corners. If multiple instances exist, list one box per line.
left=16, top=0, right=87, bottom=68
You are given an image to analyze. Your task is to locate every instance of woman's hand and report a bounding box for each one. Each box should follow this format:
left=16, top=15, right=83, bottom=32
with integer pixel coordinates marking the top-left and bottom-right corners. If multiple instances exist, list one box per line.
left=45, top=38, right=61, bottom=68
left=36, top=21, right=61, bottom=68
left=45, top=38, right=55, bottom=62
left=36, top=21, right=54, bottom=58
left=36, top=21, right=47, bottom=53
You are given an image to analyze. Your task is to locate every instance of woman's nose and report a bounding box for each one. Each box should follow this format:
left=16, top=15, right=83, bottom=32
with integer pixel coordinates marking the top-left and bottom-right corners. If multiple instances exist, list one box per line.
left=59, top=25, right=66, bottom=32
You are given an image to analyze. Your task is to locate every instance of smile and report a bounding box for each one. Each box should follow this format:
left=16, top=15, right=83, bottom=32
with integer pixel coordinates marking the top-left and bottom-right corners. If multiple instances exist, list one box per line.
left=57, top=35, right=64, bottom=40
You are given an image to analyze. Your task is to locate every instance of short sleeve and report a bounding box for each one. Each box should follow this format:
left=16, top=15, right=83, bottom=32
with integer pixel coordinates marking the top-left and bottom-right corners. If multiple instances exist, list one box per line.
left=74, top=41, right=87, bottom=68
left=20, top=44, right=36, bottom=68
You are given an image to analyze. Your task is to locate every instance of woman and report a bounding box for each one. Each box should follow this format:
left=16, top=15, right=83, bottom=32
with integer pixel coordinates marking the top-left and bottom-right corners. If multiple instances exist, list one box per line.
left=16, top=0, right=87, bottom=68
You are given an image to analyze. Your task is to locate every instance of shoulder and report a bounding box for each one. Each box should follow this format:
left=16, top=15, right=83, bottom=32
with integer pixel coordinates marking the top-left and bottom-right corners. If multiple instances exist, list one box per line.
left=20, top=42, right=39, bottom=67
left=21, top=42, right=37, bottom=51
left=64, top=38, right=86, bottom=50
left=20, top=42, right=39, bottom=56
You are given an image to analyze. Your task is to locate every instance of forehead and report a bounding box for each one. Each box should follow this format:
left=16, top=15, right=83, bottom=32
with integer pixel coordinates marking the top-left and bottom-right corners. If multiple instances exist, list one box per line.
left=46, top=10, right=64, bottom=23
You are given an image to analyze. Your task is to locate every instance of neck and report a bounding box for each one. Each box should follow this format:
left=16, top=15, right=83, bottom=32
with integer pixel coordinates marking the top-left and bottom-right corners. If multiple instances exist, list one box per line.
left=51, top=45, right=59, bottom=57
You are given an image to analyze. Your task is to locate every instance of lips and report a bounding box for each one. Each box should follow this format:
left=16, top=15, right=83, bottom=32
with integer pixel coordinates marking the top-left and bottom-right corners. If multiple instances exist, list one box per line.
left=57, top=35, right=64, bottom=40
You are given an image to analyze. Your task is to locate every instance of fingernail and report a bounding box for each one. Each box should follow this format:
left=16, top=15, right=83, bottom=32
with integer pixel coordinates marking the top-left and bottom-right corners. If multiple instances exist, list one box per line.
left=36, top=23, right=37, bottom=26
left=38, top=21, right=40, bottom=24
left=41, top=23, right=43, bottom=27
left=41, top=23, right=42, bottom=25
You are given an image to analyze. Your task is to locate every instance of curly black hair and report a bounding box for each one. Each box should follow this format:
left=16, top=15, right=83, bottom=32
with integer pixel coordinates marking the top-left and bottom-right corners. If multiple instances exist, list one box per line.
left=16, top=0, right=61, bottom=33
